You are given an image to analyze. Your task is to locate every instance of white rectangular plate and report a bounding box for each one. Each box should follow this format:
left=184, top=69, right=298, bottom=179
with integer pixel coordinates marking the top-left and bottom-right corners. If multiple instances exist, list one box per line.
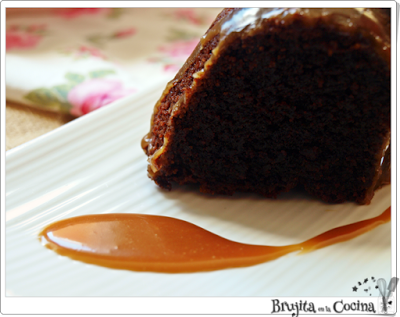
left=6, top=83, right=391, bottom=296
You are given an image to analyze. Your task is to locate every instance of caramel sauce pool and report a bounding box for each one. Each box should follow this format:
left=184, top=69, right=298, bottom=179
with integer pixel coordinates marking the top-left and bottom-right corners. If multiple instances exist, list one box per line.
left=39, top=207, right=391, bottom=273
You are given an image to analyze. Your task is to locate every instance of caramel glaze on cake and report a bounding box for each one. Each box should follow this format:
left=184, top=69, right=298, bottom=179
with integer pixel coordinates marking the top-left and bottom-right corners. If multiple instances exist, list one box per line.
left=142, top=8, right=391, bottom=204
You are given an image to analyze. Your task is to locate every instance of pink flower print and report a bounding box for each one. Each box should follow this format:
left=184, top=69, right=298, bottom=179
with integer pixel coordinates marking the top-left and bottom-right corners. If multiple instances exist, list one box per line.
left=54, top=8, right=108, bottom=19
left=113, top=28, right=136, bottom=39
left=8, top=25, right=19, bottom=32
left=6, top=24, right=47, bottom=50
left=172, top=9, right=203, bottom=25
left=67, top=79, right=135, bottom=116
left=78, top=46, right=107, bottom=59
left=6, top=31, right=42, bottom=51
left=158, top=39, right=198, bottom=59
left=163, top=64, right=180, bottom=73
left=26, top=24, right=47, bottom=33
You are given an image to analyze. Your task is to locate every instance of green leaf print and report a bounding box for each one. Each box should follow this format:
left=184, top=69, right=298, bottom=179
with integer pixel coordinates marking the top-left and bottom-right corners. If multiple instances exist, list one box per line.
left=65, top=72, right=85, bottom=84
left=166, top=28, right=199, bottom=42
left=89, top=69, right=116, bottom=78
left=86, top=34, right=106, bottom=46
left=107, top=8, right=125, bottom=19
left=53, top=84, right=73, bottom=100
left=24, top=88, right=69, bottom=111
left=23, top=68, right=117, bottom=114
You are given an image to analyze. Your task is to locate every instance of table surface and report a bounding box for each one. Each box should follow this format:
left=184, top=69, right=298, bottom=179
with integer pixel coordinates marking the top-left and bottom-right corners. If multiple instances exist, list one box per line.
left=6, top=101, right=75, bottom=151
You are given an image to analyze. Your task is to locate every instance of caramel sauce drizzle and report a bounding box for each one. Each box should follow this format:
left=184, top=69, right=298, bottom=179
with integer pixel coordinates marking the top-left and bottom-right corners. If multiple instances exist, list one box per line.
left=39, top=207, right=390, bottom=273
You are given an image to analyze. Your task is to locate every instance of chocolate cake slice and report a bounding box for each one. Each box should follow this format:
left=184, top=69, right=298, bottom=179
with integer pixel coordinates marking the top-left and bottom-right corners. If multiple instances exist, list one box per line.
left=142, top=8, right=391, bottom=204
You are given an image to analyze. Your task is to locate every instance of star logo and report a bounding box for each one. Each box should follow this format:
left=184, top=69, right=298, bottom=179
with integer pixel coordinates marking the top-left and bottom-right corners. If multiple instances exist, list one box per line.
left=352, top=276, right=397, bottom=297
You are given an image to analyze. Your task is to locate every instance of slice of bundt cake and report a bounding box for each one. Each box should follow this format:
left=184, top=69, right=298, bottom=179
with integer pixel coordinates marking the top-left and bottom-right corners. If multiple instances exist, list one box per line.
left=142, top=8, right=391, bottom=204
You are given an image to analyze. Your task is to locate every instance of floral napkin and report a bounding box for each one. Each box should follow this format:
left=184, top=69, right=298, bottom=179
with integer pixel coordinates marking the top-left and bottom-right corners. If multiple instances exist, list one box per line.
left=6, top=8, right=221, bottom=116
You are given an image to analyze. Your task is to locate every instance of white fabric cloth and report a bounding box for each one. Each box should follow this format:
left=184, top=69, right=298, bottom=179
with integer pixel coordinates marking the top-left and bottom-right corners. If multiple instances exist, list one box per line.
left=6, top=8, right=221, bottom=116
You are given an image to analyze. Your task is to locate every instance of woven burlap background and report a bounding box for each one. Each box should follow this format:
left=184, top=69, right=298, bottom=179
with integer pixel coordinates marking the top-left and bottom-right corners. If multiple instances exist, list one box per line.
left=6, top=101, right=75, bottom=151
